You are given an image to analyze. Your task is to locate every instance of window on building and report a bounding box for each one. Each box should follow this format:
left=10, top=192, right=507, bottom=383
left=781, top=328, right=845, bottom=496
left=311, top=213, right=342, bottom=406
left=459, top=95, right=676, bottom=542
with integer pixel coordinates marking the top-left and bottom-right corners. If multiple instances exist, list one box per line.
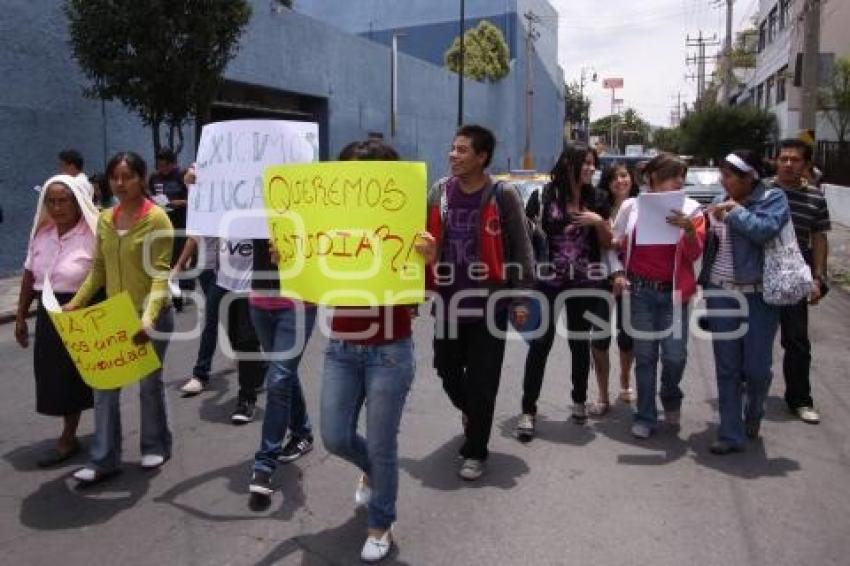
left=765, top=76, right=775, bottom=107
left=748, top=87, right=756, bottom=107
left=779, top=0, right=790, bottom=30
left=758, top=21, right=767, bottom=52
left=768, top=8, right=778, bottom=43
left=777, top=66, right=788, bottom=103
left=756, top=83, right=764, bottom=109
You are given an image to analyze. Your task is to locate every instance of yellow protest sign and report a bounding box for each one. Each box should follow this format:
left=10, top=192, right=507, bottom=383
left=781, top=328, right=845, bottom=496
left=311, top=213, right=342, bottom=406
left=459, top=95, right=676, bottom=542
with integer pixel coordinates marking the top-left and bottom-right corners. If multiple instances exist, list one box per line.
left=48, top=292, right=162, bottom=390
left=263, top=161, right=427, bottom=306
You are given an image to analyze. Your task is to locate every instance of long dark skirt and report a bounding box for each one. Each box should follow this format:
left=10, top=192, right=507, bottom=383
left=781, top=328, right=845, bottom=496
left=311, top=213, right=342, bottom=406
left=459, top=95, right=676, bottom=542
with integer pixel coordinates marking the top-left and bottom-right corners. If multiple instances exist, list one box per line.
left=33, top=292, right=94, bottom=416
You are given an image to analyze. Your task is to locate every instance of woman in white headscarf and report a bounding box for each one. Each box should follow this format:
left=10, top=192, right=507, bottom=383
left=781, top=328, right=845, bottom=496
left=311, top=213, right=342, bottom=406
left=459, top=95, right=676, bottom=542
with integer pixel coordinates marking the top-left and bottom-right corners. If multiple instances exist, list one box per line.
left=14, top=174, right=99, bottom=468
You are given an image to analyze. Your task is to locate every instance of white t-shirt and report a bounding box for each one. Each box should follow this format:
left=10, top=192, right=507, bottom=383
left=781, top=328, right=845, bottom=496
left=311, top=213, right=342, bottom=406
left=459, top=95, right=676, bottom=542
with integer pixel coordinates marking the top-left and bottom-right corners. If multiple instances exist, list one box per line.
left=196, top=237, right=218, bottom=270
left=216, top=239, right=254, bottom=292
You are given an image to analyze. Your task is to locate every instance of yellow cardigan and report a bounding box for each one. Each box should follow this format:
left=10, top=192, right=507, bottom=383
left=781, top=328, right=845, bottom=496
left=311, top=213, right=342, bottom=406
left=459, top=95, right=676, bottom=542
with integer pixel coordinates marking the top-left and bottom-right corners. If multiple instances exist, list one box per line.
left=70, top=204, right=174, bottom=326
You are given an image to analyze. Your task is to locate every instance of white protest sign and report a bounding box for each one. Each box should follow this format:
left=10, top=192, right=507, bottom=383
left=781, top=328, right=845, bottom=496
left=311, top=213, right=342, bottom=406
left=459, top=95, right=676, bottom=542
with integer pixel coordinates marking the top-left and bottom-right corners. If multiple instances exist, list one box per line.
left=188, top=120, right=319, bottom=238
left=635, top=191, right=686, bottom=245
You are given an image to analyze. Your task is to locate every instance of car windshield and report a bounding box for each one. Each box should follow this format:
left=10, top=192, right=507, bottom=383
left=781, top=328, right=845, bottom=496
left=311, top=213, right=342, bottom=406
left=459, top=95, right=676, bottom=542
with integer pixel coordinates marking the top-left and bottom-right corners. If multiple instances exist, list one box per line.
left=686, top=168, right=720, bottom=186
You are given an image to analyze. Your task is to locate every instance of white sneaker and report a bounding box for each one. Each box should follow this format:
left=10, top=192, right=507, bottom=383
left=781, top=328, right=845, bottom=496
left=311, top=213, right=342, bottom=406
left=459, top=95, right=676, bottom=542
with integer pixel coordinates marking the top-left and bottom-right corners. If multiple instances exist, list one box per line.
left=360, top=527, right=393, bottom=563
left=73, top=467, right=98, bottom=482
left=180, top=377, right=205, bottom=395
left=515, top=413, right=535, bottom=441
left=355, top=474, right=372, bottom=507
left=796, top=406, right=820, bottom=424
left=458, top=458, right=485, bottom=481
left=571, top=403, right=588, bottom=423
left=140, top=454, right=166, bottom=469
left=631, top=422, right=652, bottom=439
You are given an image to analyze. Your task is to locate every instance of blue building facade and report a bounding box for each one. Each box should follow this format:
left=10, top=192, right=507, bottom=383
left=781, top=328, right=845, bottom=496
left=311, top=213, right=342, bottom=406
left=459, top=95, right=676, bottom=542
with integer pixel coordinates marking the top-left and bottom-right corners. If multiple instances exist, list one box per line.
left=0, top=0, right=564, bottom=275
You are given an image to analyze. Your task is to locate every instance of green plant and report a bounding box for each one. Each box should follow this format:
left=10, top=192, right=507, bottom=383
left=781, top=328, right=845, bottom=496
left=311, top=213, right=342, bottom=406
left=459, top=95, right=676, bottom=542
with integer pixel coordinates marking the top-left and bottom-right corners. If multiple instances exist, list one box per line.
left=445, top=20, right=510, bottom=83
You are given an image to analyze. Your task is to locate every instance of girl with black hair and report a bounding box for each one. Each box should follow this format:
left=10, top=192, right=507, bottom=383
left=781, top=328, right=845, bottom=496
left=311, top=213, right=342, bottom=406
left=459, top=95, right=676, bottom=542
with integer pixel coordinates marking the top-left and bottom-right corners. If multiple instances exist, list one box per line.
left=515, top=144, right=613, bottom=441
left=587, top=164, right=640, bottom=416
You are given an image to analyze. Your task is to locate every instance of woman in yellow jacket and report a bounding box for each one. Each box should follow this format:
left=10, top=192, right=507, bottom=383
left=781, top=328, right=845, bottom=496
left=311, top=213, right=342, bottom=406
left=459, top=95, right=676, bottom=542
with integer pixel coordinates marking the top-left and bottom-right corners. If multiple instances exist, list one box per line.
left=68, top=151, right=174, bottom=484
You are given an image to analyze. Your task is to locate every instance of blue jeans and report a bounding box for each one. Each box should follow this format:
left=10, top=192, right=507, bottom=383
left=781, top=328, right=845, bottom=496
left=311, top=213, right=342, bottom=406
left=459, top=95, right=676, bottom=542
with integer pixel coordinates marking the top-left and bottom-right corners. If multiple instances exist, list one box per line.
left=192, top=270, right=221, bottom=381
left=90, top=309, right=174, bottom=473
left=251, top=305, right=317, bottom=474
left=321, top=338, right=415, bottom=530
left=628, top=285, right=689, bottom=427
left=705, top=287, right=779, bottom=447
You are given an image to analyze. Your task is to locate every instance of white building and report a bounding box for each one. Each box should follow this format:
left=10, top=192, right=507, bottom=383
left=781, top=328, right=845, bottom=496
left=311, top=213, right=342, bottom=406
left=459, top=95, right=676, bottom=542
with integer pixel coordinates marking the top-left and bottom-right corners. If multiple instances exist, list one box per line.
left=743, top=0, right=850, bottom=142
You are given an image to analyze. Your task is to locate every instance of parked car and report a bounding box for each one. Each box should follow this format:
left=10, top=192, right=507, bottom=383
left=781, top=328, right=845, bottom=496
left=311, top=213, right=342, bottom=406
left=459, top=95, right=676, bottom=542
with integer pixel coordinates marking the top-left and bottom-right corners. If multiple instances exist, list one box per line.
left=491, top=170, right=549, bottom=206
left=684, top=167, right=724, bottom=205
left=593, top=154, right=651, bottom=187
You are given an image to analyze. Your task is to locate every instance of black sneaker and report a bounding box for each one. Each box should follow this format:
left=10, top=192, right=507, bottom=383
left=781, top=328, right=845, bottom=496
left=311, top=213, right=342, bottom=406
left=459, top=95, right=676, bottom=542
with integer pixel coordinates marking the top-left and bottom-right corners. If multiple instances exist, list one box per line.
left=279, top=435, right=314, bottom=463
left=249, top=470, right=273, bottom=496
left=231, top=399, right=256, bottom=424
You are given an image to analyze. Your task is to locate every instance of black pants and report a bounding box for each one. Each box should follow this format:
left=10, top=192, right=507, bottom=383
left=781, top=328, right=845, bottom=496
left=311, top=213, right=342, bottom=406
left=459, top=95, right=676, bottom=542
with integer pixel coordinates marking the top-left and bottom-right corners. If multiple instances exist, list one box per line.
left=228, top=296, right=266, bottom=403
left=433, top=313, right=508, bottom=461
left=522, top=286, right=597, bottom=415
left=780, top=297, right=813, bottom=409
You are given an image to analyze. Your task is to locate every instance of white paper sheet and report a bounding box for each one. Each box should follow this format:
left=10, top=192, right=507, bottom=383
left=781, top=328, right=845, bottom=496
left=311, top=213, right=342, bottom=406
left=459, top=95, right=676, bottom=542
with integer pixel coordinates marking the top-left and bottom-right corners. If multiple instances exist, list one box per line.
left=635, top=191, right=686, bottom=245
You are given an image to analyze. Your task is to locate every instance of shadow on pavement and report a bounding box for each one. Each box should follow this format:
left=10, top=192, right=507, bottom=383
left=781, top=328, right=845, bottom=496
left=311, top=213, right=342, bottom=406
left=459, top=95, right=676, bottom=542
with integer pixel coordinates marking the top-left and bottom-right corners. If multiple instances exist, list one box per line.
left=3, top=434, right=93, bottom=472
left=399, top=435, right=529, bottom=491
left=254, top=508, right=411, bottom=566
left=497, top=413, right=596, bottom=447
left=687, top=423, right=801, bottom=478
left=182, top=368, right=266, bottom=426
left=154, top=460, right=305, bottom=522
left=590, top=407, right=690, bottom=465
left=19, top=467, right=150, bottom=530
left=761, top=395, right=797, bottom=423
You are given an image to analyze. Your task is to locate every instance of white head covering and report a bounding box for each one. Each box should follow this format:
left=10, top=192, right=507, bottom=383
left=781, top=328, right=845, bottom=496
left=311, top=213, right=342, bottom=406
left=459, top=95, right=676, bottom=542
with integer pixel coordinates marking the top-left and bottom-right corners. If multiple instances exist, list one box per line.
left=28, top=174, right=100, bottom=244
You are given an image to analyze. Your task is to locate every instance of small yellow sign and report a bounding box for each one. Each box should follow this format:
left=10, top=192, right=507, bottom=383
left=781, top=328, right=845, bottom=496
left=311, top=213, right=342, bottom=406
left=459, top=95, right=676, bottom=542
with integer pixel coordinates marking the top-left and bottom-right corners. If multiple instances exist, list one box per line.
left=49, top=292, right=162, bottom=390
left=263, top=161, right=427, bottom=306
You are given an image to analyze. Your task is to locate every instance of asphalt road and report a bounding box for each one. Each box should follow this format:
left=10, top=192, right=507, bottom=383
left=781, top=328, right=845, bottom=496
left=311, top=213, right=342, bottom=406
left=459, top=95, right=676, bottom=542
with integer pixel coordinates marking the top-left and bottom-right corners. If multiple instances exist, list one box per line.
left=1, top=291, right=849, bottom=566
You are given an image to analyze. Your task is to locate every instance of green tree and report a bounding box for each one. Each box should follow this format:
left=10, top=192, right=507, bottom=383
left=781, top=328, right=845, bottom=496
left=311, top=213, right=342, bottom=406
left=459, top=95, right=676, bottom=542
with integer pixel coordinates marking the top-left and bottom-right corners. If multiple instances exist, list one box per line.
left=679, top=105, right=777, bottom=163
left=564, top=81, right=591, bottom=125
left=652, top=127, right=681, bottom=154
left=65, top=0, right=253, bottom=155
left=819, top=56, right=850, bottom=143
left=445, top=20, right=510, bottom=82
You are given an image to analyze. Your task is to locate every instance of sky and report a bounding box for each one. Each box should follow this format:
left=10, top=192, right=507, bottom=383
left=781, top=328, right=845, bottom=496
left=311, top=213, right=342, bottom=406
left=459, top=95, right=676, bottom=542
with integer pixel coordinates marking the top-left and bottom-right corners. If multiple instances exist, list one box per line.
left=550, top=0, right=760, bottom=127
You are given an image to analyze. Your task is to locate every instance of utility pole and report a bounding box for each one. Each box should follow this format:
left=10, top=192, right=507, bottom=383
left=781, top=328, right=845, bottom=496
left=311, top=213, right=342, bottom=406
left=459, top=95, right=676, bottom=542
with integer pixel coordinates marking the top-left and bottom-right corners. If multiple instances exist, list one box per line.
left=686, top=31, right=721, bottom=109
left=390, top=32, right=406, bottom=137
left=457, top=0, right=465, bottom=127
left=670, top=92, right=684, bottom=126
left=522, top=10, right=541, bottom=170
left=578, top=66, right=597, bottom=142
left=722, top=0, right=734, bottom=104
left=800, top=0, right=822, bottom=136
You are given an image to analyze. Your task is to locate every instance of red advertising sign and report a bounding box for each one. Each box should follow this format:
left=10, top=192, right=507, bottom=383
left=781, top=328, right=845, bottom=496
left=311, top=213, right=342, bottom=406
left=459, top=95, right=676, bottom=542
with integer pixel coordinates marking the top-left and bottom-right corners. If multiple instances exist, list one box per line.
left=603, top=78, right=624, bottom=89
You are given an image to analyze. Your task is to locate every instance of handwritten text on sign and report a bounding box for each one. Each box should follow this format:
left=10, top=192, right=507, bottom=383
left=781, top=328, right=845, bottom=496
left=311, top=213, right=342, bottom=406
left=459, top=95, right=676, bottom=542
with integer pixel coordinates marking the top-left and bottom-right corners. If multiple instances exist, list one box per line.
left=49, top=292, right=161, bottom=390
left=262, top=161, right=427, bottom=306
left=188, top=120, right=319, bottom=238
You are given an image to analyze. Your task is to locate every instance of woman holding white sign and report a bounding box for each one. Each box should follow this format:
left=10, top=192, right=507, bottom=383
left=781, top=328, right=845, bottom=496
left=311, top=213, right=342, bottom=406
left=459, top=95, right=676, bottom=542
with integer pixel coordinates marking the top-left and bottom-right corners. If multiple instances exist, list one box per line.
left=608, top=154, right=706, bottom=440
left=15, top=174, right=98, bottom=467
left=67, top=151, right=175, bottom=484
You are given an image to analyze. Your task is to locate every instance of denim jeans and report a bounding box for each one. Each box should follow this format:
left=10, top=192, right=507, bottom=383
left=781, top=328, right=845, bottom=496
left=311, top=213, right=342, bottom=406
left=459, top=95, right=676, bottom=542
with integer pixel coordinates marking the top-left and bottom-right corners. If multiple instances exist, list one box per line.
left=251, top=305, right=318, bottom=474
left=321, top=338, right=415, bottom=530
left=192, top=269, right=221, bottom=381
left=628, top=285, right=689, bottom=427
left=89, top=308, right=174, bottom=473
left=705, top=286, right=780, bottom=447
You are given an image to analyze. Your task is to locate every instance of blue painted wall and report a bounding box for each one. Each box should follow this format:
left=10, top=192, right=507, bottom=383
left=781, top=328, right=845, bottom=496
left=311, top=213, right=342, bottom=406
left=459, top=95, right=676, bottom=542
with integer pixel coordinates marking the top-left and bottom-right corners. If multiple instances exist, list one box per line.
left=0, top=0, right=564, bottom=276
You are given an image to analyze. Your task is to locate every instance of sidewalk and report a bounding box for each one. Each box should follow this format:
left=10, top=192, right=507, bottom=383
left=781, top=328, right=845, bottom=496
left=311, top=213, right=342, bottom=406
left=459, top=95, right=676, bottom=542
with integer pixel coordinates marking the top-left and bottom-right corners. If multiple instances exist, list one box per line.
left=0, top=275, right=25, bottom=325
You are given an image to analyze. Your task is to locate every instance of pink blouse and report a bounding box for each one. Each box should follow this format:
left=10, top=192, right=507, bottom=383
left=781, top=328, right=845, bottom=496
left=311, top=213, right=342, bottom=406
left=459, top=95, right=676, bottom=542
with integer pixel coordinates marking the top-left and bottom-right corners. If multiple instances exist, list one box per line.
left=24, top=220, right=95, bottom=293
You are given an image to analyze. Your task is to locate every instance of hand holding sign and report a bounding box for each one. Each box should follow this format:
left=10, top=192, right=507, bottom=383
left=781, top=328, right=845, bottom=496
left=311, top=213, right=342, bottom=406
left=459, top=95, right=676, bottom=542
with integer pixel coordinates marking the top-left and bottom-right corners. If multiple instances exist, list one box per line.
left=262, top=161, right=427, bottom=306
left=43, top=276, right=161, bottom=390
